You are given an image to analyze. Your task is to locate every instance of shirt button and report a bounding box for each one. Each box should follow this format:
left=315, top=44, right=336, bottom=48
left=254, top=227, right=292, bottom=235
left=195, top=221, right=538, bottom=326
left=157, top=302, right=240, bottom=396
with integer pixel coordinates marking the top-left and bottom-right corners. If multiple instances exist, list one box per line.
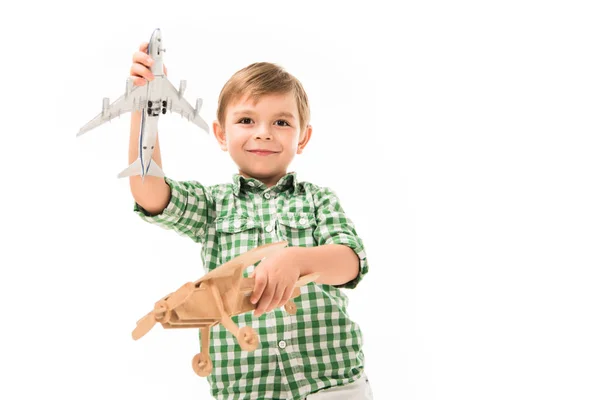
left=233, top=220, right=241, bottom=228
left=247, top=181, right=255, bottom=187
left=264, top=192, right=271, bottom=199
left=278, top=340, right=286, bottom=349
left=265, top=224, right=274, bottom=232
left=298, top=217, right=306, bottom=225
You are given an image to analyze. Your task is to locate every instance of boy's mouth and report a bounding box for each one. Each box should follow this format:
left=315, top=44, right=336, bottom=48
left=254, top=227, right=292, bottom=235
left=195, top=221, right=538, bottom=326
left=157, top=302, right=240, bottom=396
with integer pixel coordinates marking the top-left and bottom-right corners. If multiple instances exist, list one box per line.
left=247, top=150, right=278, bottom=156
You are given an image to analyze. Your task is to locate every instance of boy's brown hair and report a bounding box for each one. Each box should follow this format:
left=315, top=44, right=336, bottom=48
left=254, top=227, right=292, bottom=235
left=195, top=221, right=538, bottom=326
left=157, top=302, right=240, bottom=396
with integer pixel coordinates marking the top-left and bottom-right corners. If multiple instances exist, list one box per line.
left=216, top=62, right=311, bottom=129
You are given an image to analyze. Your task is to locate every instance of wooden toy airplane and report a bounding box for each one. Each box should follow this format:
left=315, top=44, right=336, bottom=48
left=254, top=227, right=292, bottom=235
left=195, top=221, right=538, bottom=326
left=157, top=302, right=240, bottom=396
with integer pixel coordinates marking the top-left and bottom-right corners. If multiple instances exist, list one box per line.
left=131, top=241, right=319, bottom=377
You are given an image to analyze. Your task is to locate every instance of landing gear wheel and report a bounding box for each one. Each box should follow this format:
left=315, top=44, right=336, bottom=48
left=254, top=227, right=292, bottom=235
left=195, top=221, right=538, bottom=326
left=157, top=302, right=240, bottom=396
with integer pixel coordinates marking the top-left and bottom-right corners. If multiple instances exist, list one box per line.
left=284, top=301, right=297, bottom=315
left=237, top=326, right=259, bottom=351
left=192, top=353, right=213, bottom=377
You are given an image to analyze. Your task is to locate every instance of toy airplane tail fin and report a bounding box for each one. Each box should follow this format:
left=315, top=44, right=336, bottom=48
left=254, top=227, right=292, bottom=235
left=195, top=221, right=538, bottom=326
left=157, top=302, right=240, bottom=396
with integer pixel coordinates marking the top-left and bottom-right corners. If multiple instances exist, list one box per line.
left=117, top=158, right=165, bottom=179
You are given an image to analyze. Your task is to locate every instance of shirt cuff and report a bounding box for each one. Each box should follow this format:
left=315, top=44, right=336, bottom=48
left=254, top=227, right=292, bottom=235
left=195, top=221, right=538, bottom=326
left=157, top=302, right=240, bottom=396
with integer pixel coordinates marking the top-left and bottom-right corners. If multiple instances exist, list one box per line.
left=132, top=177, right=186, bottom=222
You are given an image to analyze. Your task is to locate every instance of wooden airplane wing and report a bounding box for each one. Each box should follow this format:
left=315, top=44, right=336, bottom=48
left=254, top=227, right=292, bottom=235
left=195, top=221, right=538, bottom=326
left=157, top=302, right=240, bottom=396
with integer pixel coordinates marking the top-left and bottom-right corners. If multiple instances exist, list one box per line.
left=195, top=241, right=288, bottom=284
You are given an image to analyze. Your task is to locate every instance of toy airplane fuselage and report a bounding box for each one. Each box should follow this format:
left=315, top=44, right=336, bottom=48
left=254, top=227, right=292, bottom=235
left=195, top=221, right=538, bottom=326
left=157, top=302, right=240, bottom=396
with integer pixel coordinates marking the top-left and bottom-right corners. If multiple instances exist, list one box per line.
left=156, top=270, right=302, bottom=328
left=77, top=28, right=209, bottom=182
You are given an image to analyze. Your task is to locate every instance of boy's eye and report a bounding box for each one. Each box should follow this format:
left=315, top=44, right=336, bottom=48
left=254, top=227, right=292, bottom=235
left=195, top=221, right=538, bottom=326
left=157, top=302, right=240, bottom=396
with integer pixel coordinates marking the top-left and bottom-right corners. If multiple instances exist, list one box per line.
left=238, top=117, right=253, bottom=124
left=275, top=120, right=290, bottom=127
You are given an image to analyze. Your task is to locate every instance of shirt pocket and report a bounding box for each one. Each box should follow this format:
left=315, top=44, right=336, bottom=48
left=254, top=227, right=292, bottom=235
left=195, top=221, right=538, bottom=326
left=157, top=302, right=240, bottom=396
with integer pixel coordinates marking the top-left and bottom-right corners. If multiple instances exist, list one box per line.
left=214, top=212, right=259, bottom=270
left=277, top=212, right=317, bottom=248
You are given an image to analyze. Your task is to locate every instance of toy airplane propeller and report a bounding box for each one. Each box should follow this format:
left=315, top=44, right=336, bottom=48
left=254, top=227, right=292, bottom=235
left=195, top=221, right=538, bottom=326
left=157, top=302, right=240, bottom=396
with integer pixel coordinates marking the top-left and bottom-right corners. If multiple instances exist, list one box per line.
left=76, top=28, right=209, bottom=182
left=131, top=241, right=319, bottom=377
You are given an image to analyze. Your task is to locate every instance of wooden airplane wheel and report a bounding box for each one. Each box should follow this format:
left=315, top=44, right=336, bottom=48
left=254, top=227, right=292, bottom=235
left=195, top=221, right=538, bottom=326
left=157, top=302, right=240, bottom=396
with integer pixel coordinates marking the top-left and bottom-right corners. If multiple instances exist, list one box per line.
left=237, top=326, right=259, bottom=351
left=284, top=301, right=297, bottom=315
left=192, top=353, right=213, bottom=377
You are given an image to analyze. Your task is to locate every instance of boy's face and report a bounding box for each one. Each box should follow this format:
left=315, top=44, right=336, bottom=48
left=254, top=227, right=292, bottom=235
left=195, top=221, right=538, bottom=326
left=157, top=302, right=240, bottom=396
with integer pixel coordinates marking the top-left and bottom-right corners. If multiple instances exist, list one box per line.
left=213, top=92, right=312, bottom=187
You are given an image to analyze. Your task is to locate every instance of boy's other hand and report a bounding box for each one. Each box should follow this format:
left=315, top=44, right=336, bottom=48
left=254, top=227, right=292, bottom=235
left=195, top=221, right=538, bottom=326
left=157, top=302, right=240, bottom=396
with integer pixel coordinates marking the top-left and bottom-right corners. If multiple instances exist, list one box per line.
left=129, top=42, right=167, bottom=86
left=250, top=247, right=301, bottom=317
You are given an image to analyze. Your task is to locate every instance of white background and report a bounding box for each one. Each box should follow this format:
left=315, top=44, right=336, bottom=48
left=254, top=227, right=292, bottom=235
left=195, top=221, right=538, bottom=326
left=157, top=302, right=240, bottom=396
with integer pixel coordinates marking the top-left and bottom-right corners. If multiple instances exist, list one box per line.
left=1, top=1, right=599, bottom=399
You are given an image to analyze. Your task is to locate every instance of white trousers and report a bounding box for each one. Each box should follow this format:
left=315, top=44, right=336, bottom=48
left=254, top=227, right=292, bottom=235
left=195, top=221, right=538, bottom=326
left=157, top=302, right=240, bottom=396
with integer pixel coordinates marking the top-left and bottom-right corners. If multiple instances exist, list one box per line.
left=305, top=375, right=374, bottom=399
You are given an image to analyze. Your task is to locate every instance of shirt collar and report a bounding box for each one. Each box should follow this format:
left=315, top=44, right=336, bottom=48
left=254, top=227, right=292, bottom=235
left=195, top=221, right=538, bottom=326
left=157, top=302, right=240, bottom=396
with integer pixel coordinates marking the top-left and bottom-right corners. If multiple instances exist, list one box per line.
left=232, top=172, right=298, bottom=196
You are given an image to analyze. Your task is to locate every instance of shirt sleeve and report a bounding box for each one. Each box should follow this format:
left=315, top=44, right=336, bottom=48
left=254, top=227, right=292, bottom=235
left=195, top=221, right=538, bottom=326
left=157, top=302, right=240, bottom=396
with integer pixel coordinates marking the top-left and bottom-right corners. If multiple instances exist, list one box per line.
left=312, top=186, right=369, bottom=289
left=133, top=177, right=213, bottom=243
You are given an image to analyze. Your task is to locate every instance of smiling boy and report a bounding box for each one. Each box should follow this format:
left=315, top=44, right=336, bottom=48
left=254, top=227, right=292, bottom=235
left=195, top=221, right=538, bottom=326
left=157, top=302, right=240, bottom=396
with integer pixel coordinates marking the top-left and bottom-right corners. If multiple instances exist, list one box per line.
left=128, top=42, right=373, bottom=399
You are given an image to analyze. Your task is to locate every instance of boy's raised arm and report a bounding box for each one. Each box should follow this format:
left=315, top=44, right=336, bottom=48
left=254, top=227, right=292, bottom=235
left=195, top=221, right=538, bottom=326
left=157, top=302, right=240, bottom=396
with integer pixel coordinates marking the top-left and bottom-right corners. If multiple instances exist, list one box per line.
left=126, top=41, right=213, bottom=244
left=127, top=42, right=170, bottom=216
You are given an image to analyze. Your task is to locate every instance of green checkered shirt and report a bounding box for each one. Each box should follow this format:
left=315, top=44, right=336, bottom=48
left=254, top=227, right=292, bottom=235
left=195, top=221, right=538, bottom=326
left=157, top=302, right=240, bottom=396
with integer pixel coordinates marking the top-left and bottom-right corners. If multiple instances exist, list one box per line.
left=133, top=172, right=369, bottom=400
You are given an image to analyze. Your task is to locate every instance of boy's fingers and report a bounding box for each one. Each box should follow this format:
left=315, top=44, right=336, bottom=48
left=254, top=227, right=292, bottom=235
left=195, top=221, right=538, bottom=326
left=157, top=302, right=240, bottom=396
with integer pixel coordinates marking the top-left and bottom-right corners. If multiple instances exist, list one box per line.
left=251, top=272, right=267, bottom=304
left=130, top=63, right=154, bottom=82
left=269, top=289, right=284, bottom=313
left=132, top=77, right=146, bottom=87
left=277, top=286, right=294, bottom=308
left=133, top=51, right=154, bottom=68
left=129, top=44, right=152, bottom=86
left=255, top=283, right=276, bottom=316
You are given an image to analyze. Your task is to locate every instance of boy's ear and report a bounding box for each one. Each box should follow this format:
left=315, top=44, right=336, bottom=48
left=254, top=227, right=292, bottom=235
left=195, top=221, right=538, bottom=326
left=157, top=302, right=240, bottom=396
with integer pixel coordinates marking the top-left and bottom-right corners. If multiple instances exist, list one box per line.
left=297, top=125, right=312, bottom=154
left=213, top=121, right=228, bottom=151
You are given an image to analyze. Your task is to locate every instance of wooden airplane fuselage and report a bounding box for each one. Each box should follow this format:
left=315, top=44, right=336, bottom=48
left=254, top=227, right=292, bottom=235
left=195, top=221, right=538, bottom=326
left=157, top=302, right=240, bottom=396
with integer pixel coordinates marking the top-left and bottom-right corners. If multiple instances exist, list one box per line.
left=158, top=275, right=301, bottom=330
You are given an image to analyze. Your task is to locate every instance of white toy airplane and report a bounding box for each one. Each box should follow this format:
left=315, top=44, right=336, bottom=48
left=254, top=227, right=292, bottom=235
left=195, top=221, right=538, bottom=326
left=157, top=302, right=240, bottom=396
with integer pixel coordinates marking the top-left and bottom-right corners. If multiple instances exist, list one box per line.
left=77, top=28, right=209, bottom=182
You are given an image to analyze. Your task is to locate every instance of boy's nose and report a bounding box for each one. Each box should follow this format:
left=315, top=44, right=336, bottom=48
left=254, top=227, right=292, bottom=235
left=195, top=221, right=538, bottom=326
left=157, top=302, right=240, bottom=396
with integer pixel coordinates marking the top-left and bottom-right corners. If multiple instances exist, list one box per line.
left=254, top=129, right=273, bottom=140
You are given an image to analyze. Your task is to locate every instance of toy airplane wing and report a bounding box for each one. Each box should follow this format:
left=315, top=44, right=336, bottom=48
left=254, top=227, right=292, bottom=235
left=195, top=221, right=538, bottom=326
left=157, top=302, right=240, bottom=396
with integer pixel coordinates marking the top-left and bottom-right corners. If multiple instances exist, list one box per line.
left=196, top=241, right=288, bottom=283
left=77, top=79, right=146, bottom=137
left=163, top=79, right=210, bottom=134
